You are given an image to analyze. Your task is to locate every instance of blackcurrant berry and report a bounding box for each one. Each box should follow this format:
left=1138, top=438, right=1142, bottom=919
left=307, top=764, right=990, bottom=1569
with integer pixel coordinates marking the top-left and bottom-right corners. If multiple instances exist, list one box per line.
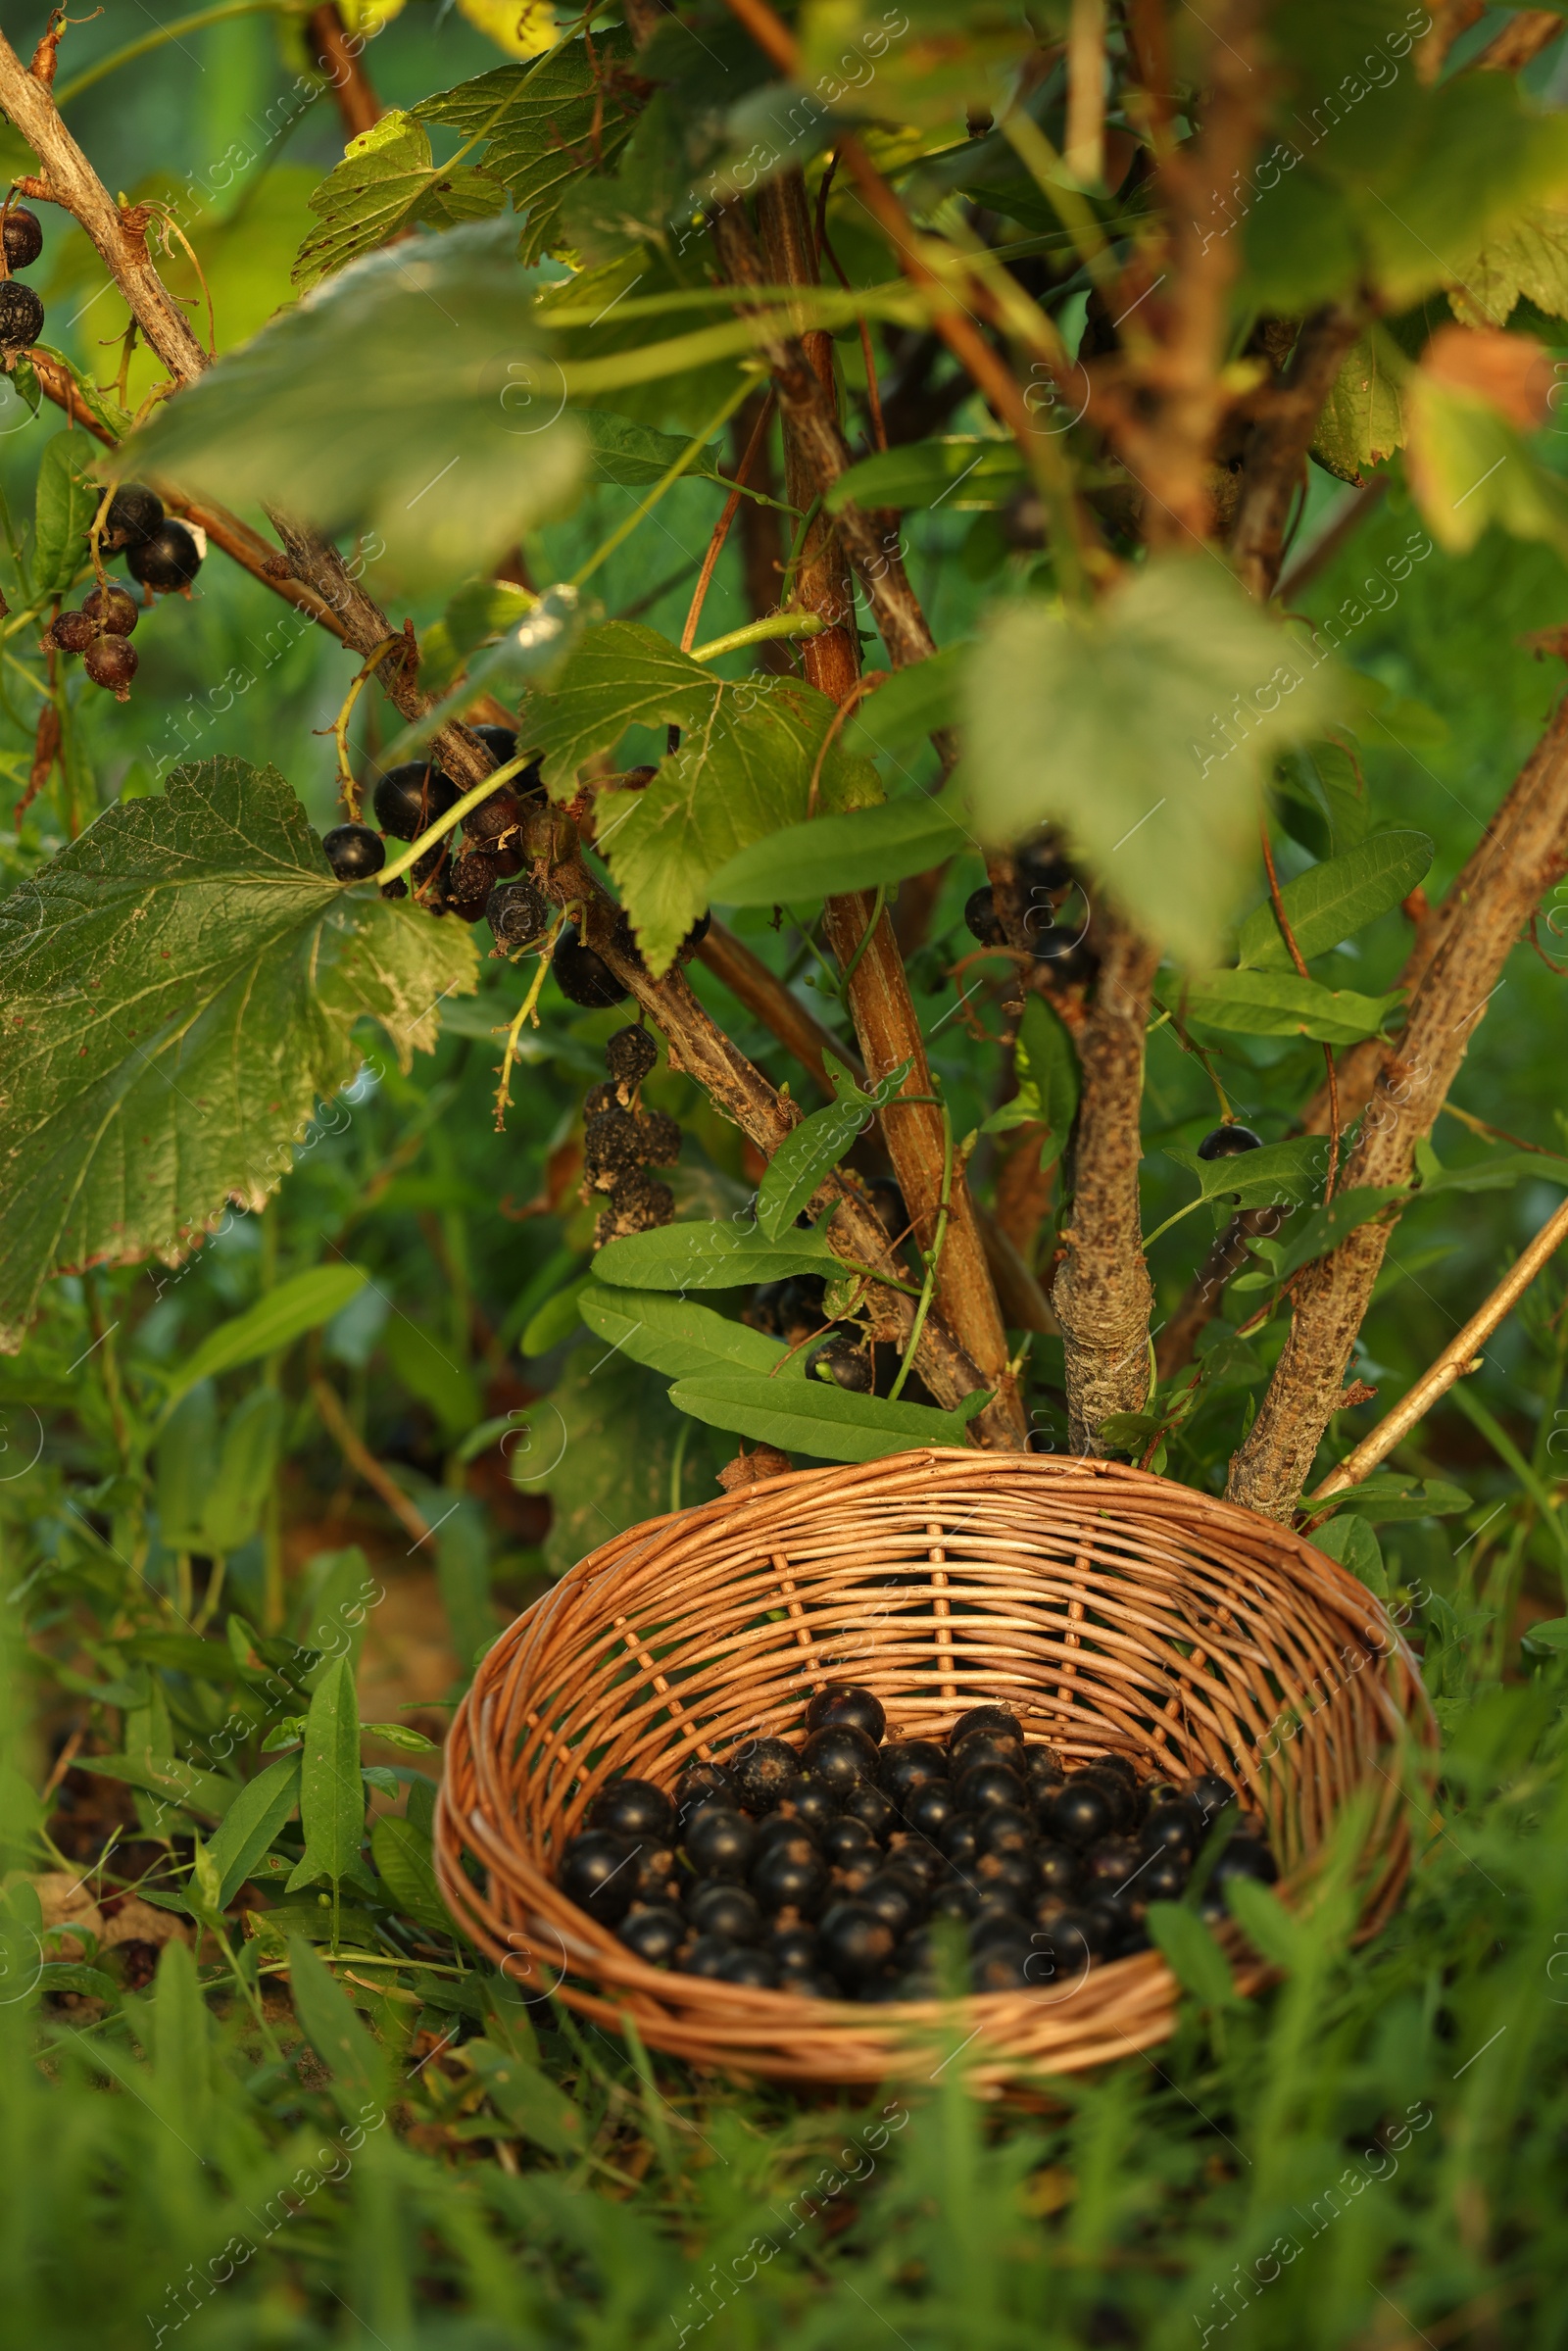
left=598, top=1168, right=674, bottom=1239
left=885, top=1835, right=943, bottom=1889
left=373, top=760, right=459, bottom=842
left=1, top=205, right=43, bottom=271
left=682, top=1804, right=755, bottom=1880
left=1137, top=1851, right=1191, bottom=1908
left=554, top=925, right=628, bottom=1007
left=1040, top=940, right=1099, bottom=986
left=687, top=1881, right=762, bottom=1942
left=858, top=1871, right=921, bottom=1938
left=817, top=1899, right=896, bottom=1987
left=617, top=1904, right=686, bottom=1967
left=1045, top=1778, right=1114, bottom=1848
left=558, top=1830, right=636, bottom=1925
left=461, top=786, right=526, bottom=850
left=321, top=823, right=386, bottom=881
left=102, top=485, right=165, bottom=553
left=750, top=1839, right=829, bottom=1919
left=126, top=519, right=203, bottom=592
left=938, top=1813, right=979, bottom=1871
left=1141, top=1800, right=1201, bottom=1862
left=974, top=1804, right=1034, bottom=1860
left=1196, top=1124, right=1262, bottom=1161
left=1076, top=1766, right=1136, bottom=1834
left=878, top=1740, right=948, bottom=1803
left=807, top=1340, right=873, bottom=1393
left=768, top=1923, right=822, bottom=1977
left=0, top=280, right=43, bottom=350
left=637, top=1107, right=682, bottom=1166
left=679, top=1933, right=738, bottom=1979
left=716, top=1944, right=779, bottom=1988
left=1037, top=1904, right=1106, bottom=1967
left=955, top=1762, right=1026, bottom=1815
left=951, top=1727, right=1025, bottom=1779
left=380, top=878, right=409, bottom=901
left=486, top=876, right=549, bottom=950
left=1211, top=1834, right=1277, bottom=1886
left=821, top=1816, right=879, bottom=1871
left=83, top=636, right=136, bottom=699
left=49, top=610, right=98, bottom=655
left=1024, top=1746, right=1066, bottom=1803
left=841, top=1786, right=895, bottom=1842
left=970, top=1938, right=1032, bottom=1993
left=630, top=1844, right=680, bottom=1905
left=969, top=1899, right=1031, bottom=1952
left=1188, top=1771, right=1239, bottom=1818
left=904, top=1781, right=961, bottom=1840
left=950, top=1704, right=1023, bottom=1747
left=606, top=1024, right=658, bottom=1088
left=470, top=722, right=517, bottom=765
left=774, top=1773, right=841, bottom=1831
left=1015, top=833, right=1074, bottom=892
left=1097, top=1752, right=1140, bottom=1789
left=1032, top=1841, right=1083, bottom=1898
left=729, top=1737, right=800, bottom=1815
left=673, top=1760, right=736, bottom=1827
left=800, top=1723, right=880, bottom=1795
left=449, top=847, right=499, bottom=909
left=1082, top=1839, right=1144, bottom=1908
left=975, top=1851, right=1035, bottom=1910
left=83, top=584, right=137, bottom=637
left=963, top=884, right=1005, bottom=946
left=588, top=1778, right=674, bottom=1843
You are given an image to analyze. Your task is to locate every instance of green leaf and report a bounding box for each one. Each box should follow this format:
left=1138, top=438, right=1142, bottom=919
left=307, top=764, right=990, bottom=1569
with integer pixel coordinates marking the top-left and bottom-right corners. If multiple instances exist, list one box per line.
left=156, top=1382, right=218, bottom=1550
left=381, top=1316, right=481, bottom=1437
left=0, top=759, right=474, bottom=1353
left=533, top=1343, right=689, bottom=1578
left=1016, top=996, right=1079, bottom=1163
left=1415, top=1151, right=1568, bottom=1197
left=520, top=622, right=720, bottom=794
left=756, top=1060, right=912, bottom=1239
left=1223, top=1876, right=1303, bottom=1973
left=391, top=585, right=587, bottom=760
left=286, top=1657, right=369, bottom=1897
left=369, top=1811, right=452, bottom=1937
left=38, top=1960, right=119, bottom=1999
left=172, top=1269, right=369, bottom=1402
left=466, top=2036, right=584, bottom=2157
left=120, top=220, right=584, bottom=584
left=521, top=1274, right=592, bottom=1355
left=708, top=792, right=972, bottom=909
left=293, top=111, right=505, bottom=287
left=1250, top=1185, right=1407, bottom=1287
left=667, top=1370, right=987, bottom=1463
left=1309, top=1512, right=1388, bottom=1598
left=841, top=648, right=970, bottom=765
left=580, top=408, right=741, bottom=492
left=79, top=1752, right=238, bottom=1820
left=416, top=34, right=643, bottom=266
left=1449, top=199, right=1568, bottom=329
left=1164, top=1138, right=1329, bottom=1213
left=285, top=1935, right=390, bottom=2120
left=825, top=435, right=1027, bottom=514
left=1308, top=1474, right=1472, bottom=1523
left=205, top=1754, right=302, bottom=1909
left=1311, top=333, right=1406, bottom=484
left=31, top=429, right=101, bottom=599
left=593, top=1216, right=844, bottom=1292
left=1522, top=1615, right=1568, bottom=1655
left=1406, top=370, right=1568, bottom=559
left=578, top=1285, right=804, bottom=1381
left=151, top=1941, right=211, bottom=2130
left=363, top=1723, right=438, bottom=1752
left=1182, top=969, right=1401, bottom=1045
left=442, top=575, right=537, bottom=664
left=1236, top=832, right=1434, bottom=970
left=200, top=1387, right=284, bottom=1553
left=1145, top=1903, right=1242, bottom=2008
left=965, top=561, right=1345, bottom=969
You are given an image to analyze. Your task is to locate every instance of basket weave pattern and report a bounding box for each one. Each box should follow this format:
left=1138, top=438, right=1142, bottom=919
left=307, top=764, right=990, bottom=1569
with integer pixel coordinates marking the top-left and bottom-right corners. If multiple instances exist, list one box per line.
left=435, top=1450, right=1435, bottom=2088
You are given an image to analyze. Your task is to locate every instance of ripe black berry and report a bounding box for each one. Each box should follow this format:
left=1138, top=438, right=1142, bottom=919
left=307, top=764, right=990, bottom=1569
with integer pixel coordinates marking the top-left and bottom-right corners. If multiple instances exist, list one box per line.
left=617, top=1904, right=686, bottom=1967
left=102, top=485, right=165, bottom=553
left=858, top=1871, right=921, bottom=1938
left=800, top=1724, right=880, bottom=1795
left=716, top=1944, right=780, bottom=1988
left=950, top=1704, right=1022, bottom=1747
left=683, top=1804, right=755, bottom=1880
left=1024, top=1746, right=1065, bottom=1803
left=885, top=1836, right=943, bottom=1888
left=486, top=877, right=549, bottom=950
left=951, top=1727, right=1025, bottom=1779
left=558, top=1830, right=636, bottom=1925
left=974, top=1805, right=1034, bottom=1860
left=50, top=610, right=98, bottom=655
left=83, top=636, right=136, bottom=699
left=83, top=584, right=137, bottom=637
left=1141, top=1800, right=1200, bottom=1862
left=373, top=760, right=459, bottom=842
left=1082, top=1838, right=1143, bottom=1903
left=1, top=206, right=43, bottom=271
left=638, top=1108, right=682, bottom=1166
left=842, top=1782, right=895, bottom=1839
left=1016, top=833, right=1074, bottom=892
left=0, top=280, right=43, bottom=349
left=630, top=1844, right=680, bottom=1905
left=554, top=925, right=628, bottom=1007
left=688, top=1881, right=762, bottom=1942
left=126, top=519, right=203, bottom=592
left=955, top=1762, right=1026, bottom=1815
left=1137, top=1851, right=1191, bottom=1908
left=750, top=1839, right=829, bottom=1918
left=878, top=1740, right=948, bottom=1803
left=1032, top=1841, right=1082, bottom=1897
left=674, top=1761, right=735, bottom=1828
left=939, top=1813, right=979, bottom=1871
left=969, top=1899, right=1031, bottom=1952
left=1211, top=1834, right=1277, bottom=1886
left=1039, top=939, right=1099, bottom=987
left=1077, top=1765, right=1136, bottom=1833
left=471, top=722, right=517, bottom=766
left=680, top=1934, right=738, bottom=1979
left=380, top=878, right=409, bottom=901
left=321, top=823, right=386, bottom=881
left=904, top=1781, right=961, bottom=1840
left=807, top=1340, right=873, bottom=1393
left=817, top=1899, right=896, bottom=1987
left=1197, top=1124, right=1262, bottom=1161
left=588, top=1778, right=674, bottom=1842
left=975, top=1851, right=1034, bottom=1909
left=963, top=884, right=1005, bottom=946
left=1188, top=1771, right=1239, bottom=1819
left=768, top=1923, right=822, bottom=1977
left=1046, top=1778, right=1114, bottom=1848
left=729, top=1737, right=800, bottom=1815
left=774, top=1773, right=841, bottom=1831
left=821, top=1817, right=879, bottom=1872
left=606, top=1024, right=657, bottom=1088
left=1037, top=1905, right=1106, bottom=1967
left=970, top=1938, right=1032, bottom=1992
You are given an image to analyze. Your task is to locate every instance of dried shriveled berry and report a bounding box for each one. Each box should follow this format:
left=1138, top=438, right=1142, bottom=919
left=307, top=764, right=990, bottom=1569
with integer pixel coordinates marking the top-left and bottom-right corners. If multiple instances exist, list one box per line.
left=0, top=280, right=44, bottom=350
left=84, top=584, right=138, bottom=637
left=595, top=1167, right=674, bottom=1244
left=584, top=1105, right=648, bottom=1191
left=49, top=609, right=98, bottom=654
left=637, top=1107, right=682, bottom=1166
left=374, top=760, right=459, bottom=842
left=449, top=847, right=500, bottom=906
left=486, top=876, right=548, bottom=950
left=102, top=484, right=165, bottom=553
left=554, top=925, right=628, bottom=1008
left=83, top=636, right=137, bottom=699
left=606, top=1024, right=657, bottom=1088
left=127, top=519, right=203, bottom=592
left=1, top=205, right=43, bottom=271
left=380, top=877, right=409, bottom=901
left=462, top=786, right=526, bottom=848
left=322, top=823, right=385, bottom=881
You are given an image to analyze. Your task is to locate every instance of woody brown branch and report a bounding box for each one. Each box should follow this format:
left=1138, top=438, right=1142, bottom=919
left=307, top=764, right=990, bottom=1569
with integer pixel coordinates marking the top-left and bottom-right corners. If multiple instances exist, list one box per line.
left=308, top=3, right=385, bottom=140
left=1229, top=305, right=1364, bottom=600
left=1227, top=690, right=1568, bottom=1519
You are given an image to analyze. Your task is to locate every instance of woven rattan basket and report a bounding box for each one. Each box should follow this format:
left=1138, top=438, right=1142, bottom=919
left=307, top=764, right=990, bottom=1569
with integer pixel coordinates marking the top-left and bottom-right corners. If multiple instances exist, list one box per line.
left=435, top=1449, right=1436, bottom=2091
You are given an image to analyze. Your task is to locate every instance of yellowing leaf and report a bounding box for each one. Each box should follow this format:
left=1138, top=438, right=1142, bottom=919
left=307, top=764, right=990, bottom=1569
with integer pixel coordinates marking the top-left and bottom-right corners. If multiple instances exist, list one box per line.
left=455, top=0, right=560, bottom=58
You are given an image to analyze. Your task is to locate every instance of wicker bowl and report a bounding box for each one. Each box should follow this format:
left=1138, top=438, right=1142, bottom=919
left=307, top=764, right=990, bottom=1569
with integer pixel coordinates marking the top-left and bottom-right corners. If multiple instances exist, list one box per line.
left=435, top=1449, right=1436, bottom=2091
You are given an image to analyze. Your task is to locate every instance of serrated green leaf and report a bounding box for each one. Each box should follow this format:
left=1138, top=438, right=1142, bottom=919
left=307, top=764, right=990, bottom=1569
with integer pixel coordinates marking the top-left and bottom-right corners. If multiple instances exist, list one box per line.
left=668, top=1370, right=986, bottom=1463
left=1236, top=832, right=1434, bottom=970
left=825, top=435, right=1027, bottom=514
left=1183, top=969, right=1400, bottom=1044
left=1449, top=199, right=1568, bottom=329
left=31, top=429, right=100, bottom=599
left=286, top=1935, right=390, bottom=2120
left=593, top=1217, right=844, bottom=1292
left=172, top=1270, right=369, bottom=1403
left=286, top=1658, right=368, bottom=1897
left=1406, top=371, right=1568, bottom=559
left=966, top=562, right=1345, bottom=969
left=520, top=621, right=719, bottom=793
left=578, top=1285, right=804, bottom=1381
left=293, top=111, right=506, bottom=287
left=120, top=221, right=584, bottom=583
left=756, top=1059, right=911, bottom=1239
left=1312, top=333, right=1406, bottom=484
left=0, top=759, right=475, bottom=1352
left=1257, top=1185, right=1407, bottom=1286
left=580, top=408, right=733, bottom=491
left=206, top=1754, right=302, bottom=1909
left=1145, top=1902, right=1243, bottom=2008
left=1165, top=1137, right=1329, bottom=1212
left=708, top=792, right=972, bottom=909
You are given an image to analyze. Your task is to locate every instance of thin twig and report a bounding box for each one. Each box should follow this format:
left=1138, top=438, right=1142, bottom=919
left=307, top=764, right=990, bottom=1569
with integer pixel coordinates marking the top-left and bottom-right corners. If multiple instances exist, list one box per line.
left=680, top=389, right=776, bottom=651
left=311, top=1376, right=432, bottom=1547
left=1260, top=815, right=1340, bottom=1201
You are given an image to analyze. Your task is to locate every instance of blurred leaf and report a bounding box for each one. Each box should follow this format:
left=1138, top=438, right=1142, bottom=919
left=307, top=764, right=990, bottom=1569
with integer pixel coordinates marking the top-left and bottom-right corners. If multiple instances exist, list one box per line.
left=31, top=430, right=100, bottom=599
left=966, top=562, right=1345, bottom=968
left=370, top=1811, right=452, bottom=1936
left=826, top=435, right=1026, bottom=513
left=1308, top=1474, right=1472, bottom=1522
left=1405, top=336, right=1568, bottom=557
left=1223, top=1876, right=1303, bottom=1973
left=578, top=1285, right=804, bottom=1380
left=287, top=1658, right=370, bottom=1896
left=757, top=1058, right=911, bottom=1239
left=466, top=2037, right=583, bottom=2156
left=286, top=1935, right=390, bottom=2119
left=841, top=649, right=971, bottom=764
left=1014, top=995, right=1079, bottom=1169
left=381, top=1316, right=480, bottom=1436
left=172, top=1268, right=369, bottom=1401
left=521, top=1276, right=593, bottom=1356
left=594, top=1217, right=844, bottom=1291
left=156, top=1382, right=218, bottom=1550
left=533, top=1344, right=687, bottom=1576
left=581, top=408, right=745, bottom=492
left=1449, top=199, right=1568, bottom=329
left=1236, top=831, right=1433, bottom=969
left=1312, top=333, right=1406, bottom=483
left=1415, top=1150, right=1568, bottom=1196
left=362, top=1723, right=438, bottom=1752
left=121, top=221, right=584, bottom=583
left=1310, top=1512, right=1388, bottom=1597
left=435, top=1494, right=494, bottom=1668
left=206, top=1754, right=302, bottom=1909
left=709, top=792, right=970, bottom=908
left=293, top=111, right=505, bottom=287
left=442, top=575, right=535, bottom=662
left=80, top=1753, right=238, bottom=1820
left=1183, top=969, right=1401, bottom=1044
left=201, top=1387, right=284, bottom=1551
left=668, top=1370, right=987, bottom=1462
left=1145, top=1903, right=1243, bottom=2008
left=0, top=759, right=474, bottom=1353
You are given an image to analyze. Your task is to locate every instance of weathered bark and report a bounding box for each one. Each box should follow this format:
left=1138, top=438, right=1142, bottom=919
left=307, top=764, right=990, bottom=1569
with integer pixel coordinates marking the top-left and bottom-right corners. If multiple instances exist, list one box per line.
left=1229, top=306, right=1363, bottom=601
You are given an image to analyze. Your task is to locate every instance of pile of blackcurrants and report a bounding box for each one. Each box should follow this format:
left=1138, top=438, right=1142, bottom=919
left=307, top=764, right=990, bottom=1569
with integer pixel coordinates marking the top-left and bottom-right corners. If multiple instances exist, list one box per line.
left=964, top=829, right=1098, bottom=989
left=556, top=1684, right=1278, bottom=2001
left=43, top=483, right=206, bottom=702
left=582, top=1020, right=680, bottom=1241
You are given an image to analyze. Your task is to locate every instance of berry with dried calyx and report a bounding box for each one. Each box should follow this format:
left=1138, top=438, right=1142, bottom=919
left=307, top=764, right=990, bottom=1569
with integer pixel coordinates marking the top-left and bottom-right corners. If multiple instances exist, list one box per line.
left=800, top=1724, right=879, bottom=1795
left=601, top=1167, right=674, bottom=1235
left=606, top=1024, right=657, bottom=1089
left=449, top=847, right=500, bottom=908
left=774, top=1774, right=840, bottom=1832
left=321, top=823, right=385, bottom=882
left=687, top=1882, right=762, bottom=1943
left=1, top=206, right=43, bottom=271
left=462, top=784, right=526, bottom=852
left=127, top=519, right=203, bottom=592
left=49, top=610, right=98, bottom=654
left=638, top=1107, right=682, bottom=1166
left=584, top=1105, right=649, bottom=1192
left=729, top=1737, right=800, bottom=1815
left=951, top=1726, right=1025, bottom=1778
left=674, top=1761, right=735, bottom=1828
left=877, top=1740, right=948, bottom=1803
left=1197, top=1123, right=1262, bottom=1160
left=817, top=1899, right=896, bottom=1988
left=807, top=1340, right=873, bottom=1394
left=485, top=876, right=548, bottom=950
left=102, top=484, right=165, bottom=553
left=83, top=636, right=137, bottom=699
left=372, top=759, right=459, bottom=842
left=83, top=584, right=137, bottom=637
left=0, top=280, right=43, bottom=350
left=963, top=884, right=1005, bottom=946
left=554, top=925, right=628, bottom=1007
